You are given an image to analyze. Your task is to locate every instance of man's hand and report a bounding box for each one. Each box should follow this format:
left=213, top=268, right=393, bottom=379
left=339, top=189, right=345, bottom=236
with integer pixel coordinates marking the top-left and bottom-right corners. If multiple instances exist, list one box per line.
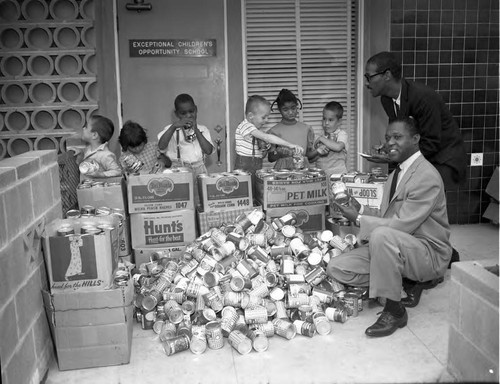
left=332, top=200, right=360, bottom=223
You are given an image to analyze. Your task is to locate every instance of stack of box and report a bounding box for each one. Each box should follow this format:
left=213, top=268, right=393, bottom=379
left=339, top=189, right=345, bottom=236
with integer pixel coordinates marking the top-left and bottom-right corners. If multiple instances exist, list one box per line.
left=197, top=171, right=260, bottom=234
left=126, top=168, right=197, bottom=265
left=76, top=176, right=131, bottom=258
left=255, top=168, right=330, bottom=233
left=41, top=216, right=134, bottom=370
left=483, top=166, right=499, bottom=223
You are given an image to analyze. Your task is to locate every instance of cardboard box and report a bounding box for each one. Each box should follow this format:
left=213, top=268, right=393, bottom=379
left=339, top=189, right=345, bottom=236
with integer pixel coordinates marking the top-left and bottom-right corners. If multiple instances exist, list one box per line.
left=42, top=280, right=134, bottom=371
left=197, top=206, right=263, bottom=234
left=256, top=174, right=329, bottom=209
left=77, top=176, right=128, bottom=212
left=130, top=209, right=196, bottom=248
left=126, top=170, right=194, bottom=213
left=42, top=217, right=120, bottom=292
left=198, top=172, right=253, bottom=212
left=133, top=245, right=186, bottom=266
left=486, top=166, right=499, bottom=202
left=345, top=182, right=385, bottom=209
left=119, top=215, right=131, bottom=257
left=264, top=204, right=326, bottom=233
left=483, top=201, right=499, bottom=224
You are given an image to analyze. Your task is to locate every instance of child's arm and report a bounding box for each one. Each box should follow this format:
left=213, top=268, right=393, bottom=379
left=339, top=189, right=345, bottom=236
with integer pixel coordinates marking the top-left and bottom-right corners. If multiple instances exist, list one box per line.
left=194, top=124, right=214, bottom=155
left=90, top=153, right=122, bottom=178
left=158, top=122, right=184, bottom=150
left=251, top=130, right=303, bottom=154
left=317, top=135, right=345, bottom=152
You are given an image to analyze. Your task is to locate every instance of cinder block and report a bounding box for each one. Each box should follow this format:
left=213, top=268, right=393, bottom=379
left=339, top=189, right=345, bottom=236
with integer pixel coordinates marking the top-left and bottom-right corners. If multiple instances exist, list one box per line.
left=448, top=278, right=461, bottom=328
left=0, top=156, right=40, bottom=180
left=5, top=329, right=36, bottom=384
left=448, top=325, right=498, bottom=382
left=0, top=299, right=19, bottom=364
left=44, top=202, right=63, bottom=224
left=0, top=167, right=16, bottom=190
left=16, top=150, right=57, bottom=168
left=0, top=238, right=26, bottom=307
left=2, top=186, right=21, bottom=241
left=32, top=310, right=53, bottom=363
left=16, top=269, right=44, bottom=338
left=451, top=261, right=499, bottom=306
left=30, top=170, right=54, bottom=218
left=460, top=286, right=499, bottom=360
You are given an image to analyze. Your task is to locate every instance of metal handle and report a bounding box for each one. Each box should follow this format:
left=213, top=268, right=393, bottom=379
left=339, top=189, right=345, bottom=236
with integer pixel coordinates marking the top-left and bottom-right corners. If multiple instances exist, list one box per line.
left=215, top=138, right=223, bottom=166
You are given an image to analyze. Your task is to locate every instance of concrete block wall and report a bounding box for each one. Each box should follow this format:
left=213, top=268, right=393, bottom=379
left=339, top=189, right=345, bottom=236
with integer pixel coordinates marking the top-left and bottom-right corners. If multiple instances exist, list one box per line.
left=0, top=151, right=63, bottom=384
left=448, top=260, right=499, bottom=383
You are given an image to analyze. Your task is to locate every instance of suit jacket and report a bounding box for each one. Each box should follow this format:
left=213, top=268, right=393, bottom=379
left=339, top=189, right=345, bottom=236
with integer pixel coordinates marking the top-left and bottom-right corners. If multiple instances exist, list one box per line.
left=359, top=154, right=452, bottom=275
left=381, top=79, right=467, bottom=184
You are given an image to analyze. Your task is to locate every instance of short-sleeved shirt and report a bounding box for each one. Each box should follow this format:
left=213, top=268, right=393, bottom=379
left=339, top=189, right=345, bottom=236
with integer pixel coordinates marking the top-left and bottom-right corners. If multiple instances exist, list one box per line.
left=268, top=121, right=315, bottom=169
left=79, top=142, right=122, bottom=180
left=235, top=119, right=265, bottom=158
left=119, top=141, right=160, bottom=174
left=157, top=123, right=213, bottom=163
left=314, top=128, right=349, bottom=176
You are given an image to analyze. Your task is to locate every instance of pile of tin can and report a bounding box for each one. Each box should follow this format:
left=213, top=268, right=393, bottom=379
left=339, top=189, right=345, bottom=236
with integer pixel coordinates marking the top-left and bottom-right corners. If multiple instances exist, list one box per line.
left=256, top=167, right=326, bottom=181
left=132, top=208, right=366, bottom=356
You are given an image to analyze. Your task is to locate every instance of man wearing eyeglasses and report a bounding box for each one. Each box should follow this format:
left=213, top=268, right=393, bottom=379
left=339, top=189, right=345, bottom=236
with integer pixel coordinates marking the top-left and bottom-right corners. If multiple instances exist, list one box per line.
left=364, top=51, right=466, bottom=193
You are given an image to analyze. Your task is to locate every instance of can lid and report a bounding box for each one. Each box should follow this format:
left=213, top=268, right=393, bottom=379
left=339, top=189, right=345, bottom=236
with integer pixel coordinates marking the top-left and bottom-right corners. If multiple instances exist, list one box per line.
left=281, top=225, right=296, bottom=238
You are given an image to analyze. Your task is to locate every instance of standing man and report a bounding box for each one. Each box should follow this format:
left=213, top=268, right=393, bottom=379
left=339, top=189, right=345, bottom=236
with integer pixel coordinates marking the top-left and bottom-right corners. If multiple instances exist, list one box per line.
left=327, top=117, right=452, bottom=337
left=364, top=51, right=467, bottom=191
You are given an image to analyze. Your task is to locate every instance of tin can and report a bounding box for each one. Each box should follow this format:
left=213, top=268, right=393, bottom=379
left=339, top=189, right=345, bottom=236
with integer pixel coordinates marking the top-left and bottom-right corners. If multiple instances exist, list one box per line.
left=163, top=291, right=184, bottom=304
left=80, top=205, right=95, bottom=215
left=220, top=306, right=239, bottom=337
left=331, top=181, right=350, bottom=206
left=293, top=319, right=316, bottom=338
left=95, top=206, right=112, bottom=216
left=280, top=255, right=295, bottom=275
left=203, top=289, right=224, bottom=313
left=281, top=225, right=296, bottom=238
left=274, top=300, right=288, bottom=319
left=228, top=330, right=252, bottom=355
left=312, top=311, right=331, bottom=335
left=249, top=283, right=269, bottom=298
left=79, top=160, right=99, bottom=175
left=181, top=300, right=196, bottom=316
left=163, top=334, right=190, bottom=356
left=250, top=320, right=275, bottom=337
left=223, top=291, right=243, bottom=307
left=80, top=225, right=101, bottom=235
left=325, top=307, right=348, bottom=323
left=246, top=245, right=269, bottom=264
left=159, top=320, right=177, bottom=341
left=286, top=293, right=309, bottom=309
left=65, top=209, right=81, bottom=219
left=269, top=287, right=285, bottom=301
left=205, top=321, right=224, bottom=350
left=141, top=310, right=155, bottom=330
left=57, top=225, right=75, bottom=236
left=247, top=329, right=269, bottom=352
left=236, top=259, right=258, bottom=279
left=304, top=266, right=327, bottom=286
left=244, top=306, right=268, bottom=325
left=189, top=334, right=207, bottom=355
left=272, top=318, right=296, bottom=340
left=344, top=291, right=359, bottom=317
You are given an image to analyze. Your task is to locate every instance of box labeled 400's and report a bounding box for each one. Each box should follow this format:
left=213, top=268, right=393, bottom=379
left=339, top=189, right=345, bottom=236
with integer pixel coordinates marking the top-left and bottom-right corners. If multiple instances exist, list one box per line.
left=42, top=216, right=120, bottom=292
left=126, top=170, right=193, bottom=213
left=198, top=172, right=253, bottom=212
left=256, top=174, right=329, bottom=209
left=345, top=182, right=384, bottom=209
left=42, top=279, right=134, bottom=371
left=264, top=204, right=326, bottom=233
left=130, top=209, right=196, bottom=248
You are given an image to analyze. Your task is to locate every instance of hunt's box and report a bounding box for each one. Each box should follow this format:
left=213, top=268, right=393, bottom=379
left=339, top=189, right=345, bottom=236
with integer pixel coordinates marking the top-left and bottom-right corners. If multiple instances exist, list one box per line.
left=264, top=204, right=326, bottom=233
left=133, top=245, right=186, bottom=266
left=198, top=172, right=253, bottom=212
left=42, top=279, right=134, bottom=371
left=126, top=169, right=194, bottom=213
left=197, top=206, right=263, bottom=234
left=42, top=217, right=120, bottom=292
left=77, top=176, right=128, bottom=212
left=255, top=173, right=329, bottom=209
left=130, top=209, right=196, bottom=248
left=345, top=182, right=385, bottom=209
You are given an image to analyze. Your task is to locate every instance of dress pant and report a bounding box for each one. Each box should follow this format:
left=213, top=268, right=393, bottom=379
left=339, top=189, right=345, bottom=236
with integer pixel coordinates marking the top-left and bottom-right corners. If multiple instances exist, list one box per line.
left=326, top=226, right=441, bottom=301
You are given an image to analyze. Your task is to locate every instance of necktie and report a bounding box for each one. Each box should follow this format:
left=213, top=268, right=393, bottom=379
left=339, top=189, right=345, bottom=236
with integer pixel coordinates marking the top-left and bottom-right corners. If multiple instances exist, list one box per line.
left=389, top=165, right=401, bottom=201
left=394, top=101, right=400, bottom=116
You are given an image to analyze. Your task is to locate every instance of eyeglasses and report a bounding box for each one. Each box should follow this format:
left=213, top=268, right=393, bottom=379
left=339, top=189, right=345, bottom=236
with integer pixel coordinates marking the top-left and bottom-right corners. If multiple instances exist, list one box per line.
left=364, top=69, right=388, bottom=82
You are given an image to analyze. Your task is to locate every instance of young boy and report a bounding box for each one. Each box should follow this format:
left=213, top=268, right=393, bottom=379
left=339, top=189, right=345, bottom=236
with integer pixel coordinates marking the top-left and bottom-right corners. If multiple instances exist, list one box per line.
left=118, top=120, right=171, bottom=174
left=311, top=101, right=349, bottom=179
left=73, top=114, right=122, bottom=180
left=158, top=93, right=214, bottom=206
left=234, top=95, right=303, bottom=180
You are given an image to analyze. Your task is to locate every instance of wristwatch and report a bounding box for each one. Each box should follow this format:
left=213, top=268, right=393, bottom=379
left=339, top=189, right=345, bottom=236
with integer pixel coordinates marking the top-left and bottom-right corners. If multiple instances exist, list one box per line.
left=355, top=214, right=362, bottom=227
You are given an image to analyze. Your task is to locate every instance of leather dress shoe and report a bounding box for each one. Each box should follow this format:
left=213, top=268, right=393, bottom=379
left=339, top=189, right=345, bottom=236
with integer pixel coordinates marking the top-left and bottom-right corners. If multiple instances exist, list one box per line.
left=365, top=310, right=408, bottom=337
left=401, top=277, right=444, bottom=308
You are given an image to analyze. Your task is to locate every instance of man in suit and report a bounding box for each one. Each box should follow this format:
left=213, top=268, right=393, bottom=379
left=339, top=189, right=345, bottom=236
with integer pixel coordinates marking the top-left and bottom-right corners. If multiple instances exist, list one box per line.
left=364, top=51, right=467, bottom=191
left=326, top=117, right=452, bottom=337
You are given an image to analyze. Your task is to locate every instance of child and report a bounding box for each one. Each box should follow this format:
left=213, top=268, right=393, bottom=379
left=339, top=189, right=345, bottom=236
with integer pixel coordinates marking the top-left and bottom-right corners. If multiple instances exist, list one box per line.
left=158, top=93, right=214, bottom=206
left=267, top=89, right=315, bottom=170
left=118, top=120, right=171, bottom=174
left=73, top=114, right=122, bottom=180
left=311, top=101, right=349, bottom=179
left=234, top=95, right=303, bottom=180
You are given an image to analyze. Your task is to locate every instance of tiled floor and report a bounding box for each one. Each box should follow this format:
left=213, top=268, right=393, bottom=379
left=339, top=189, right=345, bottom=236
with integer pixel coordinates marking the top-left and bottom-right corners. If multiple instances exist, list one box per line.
left=44, top=224, right=499, bottom=384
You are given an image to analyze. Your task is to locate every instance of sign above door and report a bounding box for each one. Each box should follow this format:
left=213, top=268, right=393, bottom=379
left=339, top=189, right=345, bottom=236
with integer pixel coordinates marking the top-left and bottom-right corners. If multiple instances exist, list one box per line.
left=129, top=39, right=216, bottom=58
